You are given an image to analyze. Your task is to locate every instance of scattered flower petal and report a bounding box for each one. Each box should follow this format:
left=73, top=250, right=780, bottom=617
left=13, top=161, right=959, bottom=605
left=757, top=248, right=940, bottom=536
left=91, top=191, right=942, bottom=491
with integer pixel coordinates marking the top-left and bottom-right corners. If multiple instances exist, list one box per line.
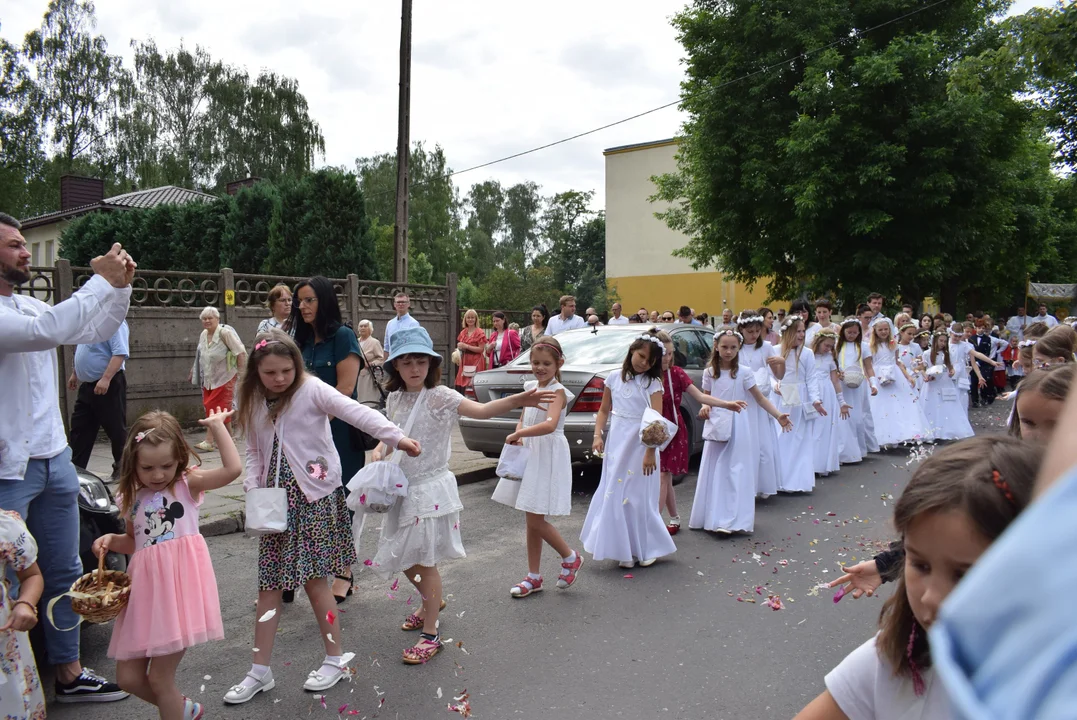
left=258, top=609, right=276, bottom=623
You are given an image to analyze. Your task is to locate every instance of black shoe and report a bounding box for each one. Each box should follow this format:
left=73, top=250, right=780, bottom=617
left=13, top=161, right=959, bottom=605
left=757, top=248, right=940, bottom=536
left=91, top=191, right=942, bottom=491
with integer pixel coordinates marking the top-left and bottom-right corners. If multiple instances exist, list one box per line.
left=333, top=574, right=353, bottom=604
left=282, top=589, right=295, bottom=603
left=55, top=668, right=129, bottom=703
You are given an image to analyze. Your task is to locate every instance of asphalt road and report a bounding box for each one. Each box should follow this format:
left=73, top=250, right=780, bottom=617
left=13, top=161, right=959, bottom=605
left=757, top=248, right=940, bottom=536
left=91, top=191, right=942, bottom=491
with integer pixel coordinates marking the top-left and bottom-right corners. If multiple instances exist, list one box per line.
left=45, top=406, right=1007, bottom=720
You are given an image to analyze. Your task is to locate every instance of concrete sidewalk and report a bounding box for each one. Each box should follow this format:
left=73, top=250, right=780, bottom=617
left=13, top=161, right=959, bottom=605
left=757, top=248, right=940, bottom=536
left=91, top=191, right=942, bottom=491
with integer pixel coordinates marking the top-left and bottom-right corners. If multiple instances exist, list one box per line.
left=83, top=426, right=497, bottom=536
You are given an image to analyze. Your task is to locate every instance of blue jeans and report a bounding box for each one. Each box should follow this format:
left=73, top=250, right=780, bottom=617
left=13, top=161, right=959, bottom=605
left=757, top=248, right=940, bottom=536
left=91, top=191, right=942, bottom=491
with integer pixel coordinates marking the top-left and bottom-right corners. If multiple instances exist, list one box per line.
left=0, top=446, right=82, bottom=665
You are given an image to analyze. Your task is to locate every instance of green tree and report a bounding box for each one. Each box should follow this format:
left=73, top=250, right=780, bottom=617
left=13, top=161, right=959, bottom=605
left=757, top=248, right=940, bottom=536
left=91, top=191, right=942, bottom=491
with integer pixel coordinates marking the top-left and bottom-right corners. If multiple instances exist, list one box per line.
left=500, top=181, right=541, bottom=272
left=114, top=39, right=222, bottom=189
left=477, top=265, right=561, bottom=312
left=223, top=180, right=277, bottom=273
left=268, top=168, right=375, bottom=278
left=0, top=32, right=46, bottom=217
left=1010, top=2, right=1077, bottom=166
left=461, top=180, right=503, bottom=283
left=23, top=0, right=125, bottom=165
left=654, top=0, right=1064, bottom=313
left=356, top=142, right=462, bottom=279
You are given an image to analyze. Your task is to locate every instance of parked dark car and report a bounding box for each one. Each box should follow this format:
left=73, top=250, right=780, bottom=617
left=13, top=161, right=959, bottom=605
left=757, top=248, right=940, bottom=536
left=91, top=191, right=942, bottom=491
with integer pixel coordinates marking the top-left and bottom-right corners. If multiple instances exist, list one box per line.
left=459, top=324, right=716, bottom=472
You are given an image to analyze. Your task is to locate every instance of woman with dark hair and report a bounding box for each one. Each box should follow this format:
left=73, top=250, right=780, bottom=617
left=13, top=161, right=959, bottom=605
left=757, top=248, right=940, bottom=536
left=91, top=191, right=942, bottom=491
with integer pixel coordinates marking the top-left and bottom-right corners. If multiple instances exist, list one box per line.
left=291, top=276, right=364, bottom=603
left=486, top=311, right=521, bottom=368
left=520, top=305, right=549, bottom=351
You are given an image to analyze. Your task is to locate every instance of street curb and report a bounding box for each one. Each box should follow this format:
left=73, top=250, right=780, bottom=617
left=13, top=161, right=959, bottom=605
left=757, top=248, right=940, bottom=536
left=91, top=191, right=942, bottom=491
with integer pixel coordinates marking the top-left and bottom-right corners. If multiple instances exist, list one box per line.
left=196, top=466, right=498, bottom=536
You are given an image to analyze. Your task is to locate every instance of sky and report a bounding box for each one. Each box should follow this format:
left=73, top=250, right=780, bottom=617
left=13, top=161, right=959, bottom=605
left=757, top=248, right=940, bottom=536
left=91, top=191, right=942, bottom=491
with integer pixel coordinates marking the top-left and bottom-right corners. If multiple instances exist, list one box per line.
left=1, top=0, right=1055, bottom=211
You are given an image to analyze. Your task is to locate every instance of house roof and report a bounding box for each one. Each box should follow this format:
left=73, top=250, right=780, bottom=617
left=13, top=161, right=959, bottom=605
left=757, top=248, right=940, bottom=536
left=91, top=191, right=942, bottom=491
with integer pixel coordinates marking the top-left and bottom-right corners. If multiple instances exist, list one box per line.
left=602, top=138, right=679, bottom=156
left=20, top=185, right=219, bottom=229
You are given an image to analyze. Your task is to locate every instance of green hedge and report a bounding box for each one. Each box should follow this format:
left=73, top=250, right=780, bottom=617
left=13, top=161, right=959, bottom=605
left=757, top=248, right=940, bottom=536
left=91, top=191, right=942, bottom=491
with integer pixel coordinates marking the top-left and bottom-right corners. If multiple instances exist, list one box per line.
left=59, top=168, right=378, bottom=278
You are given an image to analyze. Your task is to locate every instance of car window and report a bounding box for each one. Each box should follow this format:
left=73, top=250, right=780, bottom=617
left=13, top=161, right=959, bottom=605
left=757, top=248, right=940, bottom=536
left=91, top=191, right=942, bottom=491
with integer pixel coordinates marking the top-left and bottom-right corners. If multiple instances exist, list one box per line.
left=509, top=329, right=640, bottom=366
left=673, top=330, right=710, bottom=369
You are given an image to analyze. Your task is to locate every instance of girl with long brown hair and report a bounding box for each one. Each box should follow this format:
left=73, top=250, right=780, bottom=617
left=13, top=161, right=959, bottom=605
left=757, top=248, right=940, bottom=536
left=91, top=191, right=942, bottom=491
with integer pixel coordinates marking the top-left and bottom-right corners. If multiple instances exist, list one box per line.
left=920, top=332, right=974, bottom=440
left=794, top=437, right=1040, bottom=720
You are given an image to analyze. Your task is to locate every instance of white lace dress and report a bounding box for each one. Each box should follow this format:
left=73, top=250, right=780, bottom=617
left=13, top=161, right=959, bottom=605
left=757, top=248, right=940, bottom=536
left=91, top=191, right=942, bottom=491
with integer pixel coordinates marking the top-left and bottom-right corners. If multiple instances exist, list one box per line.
left=371, top=386, right=467, bottom=577
left=839, top=342, right=880, bottom=456
left=868, top=344, right=932, bottom=446
left=812, top=353, right=862, bottom=475
left=513, top=380, right=574, bottom=516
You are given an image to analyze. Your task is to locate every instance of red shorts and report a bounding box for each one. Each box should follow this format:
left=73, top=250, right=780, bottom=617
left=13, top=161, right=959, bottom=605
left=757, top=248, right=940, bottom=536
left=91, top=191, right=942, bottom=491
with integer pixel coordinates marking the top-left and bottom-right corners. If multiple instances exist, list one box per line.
left=202, top=378, right=236, bottom=422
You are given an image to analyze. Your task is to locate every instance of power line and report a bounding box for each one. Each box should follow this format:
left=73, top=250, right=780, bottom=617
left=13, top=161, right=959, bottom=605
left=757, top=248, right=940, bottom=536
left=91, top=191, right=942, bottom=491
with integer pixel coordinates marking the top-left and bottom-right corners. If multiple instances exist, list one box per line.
left=364, top=0, right=956, bottom=198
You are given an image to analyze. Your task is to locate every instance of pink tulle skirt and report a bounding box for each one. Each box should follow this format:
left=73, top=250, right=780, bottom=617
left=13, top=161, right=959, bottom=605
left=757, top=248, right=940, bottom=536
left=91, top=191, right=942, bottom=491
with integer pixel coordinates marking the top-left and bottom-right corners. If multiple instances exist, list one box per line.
left=108, top=534, right=224, bottom=659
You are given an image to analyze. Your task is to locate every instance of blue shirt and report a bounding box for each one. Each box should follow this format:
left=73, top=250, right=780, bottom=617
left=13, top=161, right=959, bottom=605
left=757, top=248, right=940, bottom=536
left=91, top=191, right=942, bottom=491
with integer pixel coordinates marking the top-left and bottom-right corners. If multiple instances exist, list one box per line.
left=384, top=313, right=420, bottom=356
left=74, top=321, right=129, bottom=382
left=930, top=466, right=1077, bottom=719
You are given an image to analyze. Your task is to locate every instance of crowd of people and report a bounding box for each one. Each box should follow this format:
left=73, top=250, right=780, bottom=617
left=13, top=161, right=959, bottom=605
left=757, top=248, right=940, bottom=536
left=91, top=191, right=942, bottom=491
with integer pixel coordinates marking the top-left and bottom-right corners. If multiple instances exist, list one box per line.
left=4, top=202, right=1077, bottom=720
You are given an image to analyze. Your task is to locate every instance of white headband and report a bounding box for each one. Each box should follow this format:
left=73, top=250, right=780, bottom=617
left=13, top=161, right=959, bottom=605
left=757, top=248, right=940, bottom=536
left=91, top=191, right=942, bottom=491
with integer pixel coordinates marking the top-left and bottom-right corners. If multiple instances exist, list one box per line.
left=1018, top=339, right=1037, bottom=348
left=637, top=334, right=667, bottom=355
left=840, top=317, right=860, bottom=327
left=736, top=315, right=765, bottom=326
left=714, top=328, right=744, bottom=344
left=780, top=316, right=800, bottom=333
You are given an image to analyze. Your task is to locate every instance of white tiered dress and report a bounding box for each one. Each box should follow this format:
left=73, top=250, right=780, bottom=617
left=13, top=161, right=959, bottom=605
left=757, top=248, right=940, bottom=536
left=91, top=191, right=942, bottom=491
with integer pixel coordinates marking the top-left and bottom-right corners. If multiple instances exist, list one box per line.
left=513, top=380, right=574, bottom=516
left=581, top=373, right=677, bottom=564
left=739, top=341, right=783, bottom=496
left=839, top=342, right=879, bottom=456
left=776, top=347, right=820, bottom=493
left=868, top=343, right=931, bottom=446
left=372, top=386, right=467, bottom=577
left=689, top=368, right=759, bottom=533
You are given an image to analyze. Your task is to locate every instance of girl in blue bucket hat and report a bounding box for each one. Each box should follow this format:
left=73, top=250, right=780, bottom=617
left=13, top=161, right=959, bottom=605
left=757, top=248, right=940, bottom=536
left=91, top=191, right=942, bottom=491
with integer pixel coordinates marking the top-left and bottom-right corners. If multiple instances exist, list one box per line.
left=367, top=326, right=555, bottom=665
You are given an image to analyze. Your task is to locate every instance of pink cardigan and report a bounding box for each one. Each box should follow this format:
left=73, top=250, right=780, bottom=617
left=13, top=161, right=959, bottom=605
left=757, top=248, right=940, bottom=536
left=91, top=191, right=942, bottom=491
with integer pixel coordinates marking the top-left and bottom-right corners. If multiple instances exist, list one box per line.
left=244, top=375, right=406, bottom=502
left=490, top=329, right=521, bottom=368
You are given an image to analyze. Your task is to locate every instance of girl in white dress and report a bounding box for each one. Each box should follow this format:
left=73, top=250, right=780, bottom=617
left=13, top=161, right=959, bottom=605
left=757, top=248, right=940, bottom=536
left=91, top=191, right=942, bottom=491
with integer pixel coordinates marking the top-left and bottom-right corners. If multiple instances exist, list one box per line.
left=0, top=510, right=45, bottom=720
left=948, top=323, right=984, bottom=413
left=867, top=320, right=930, bottom=446
left=737, top=311, right=786, bottom=497
left=836, top=318, right=880, bottom=456
left=776, top=317, right=825, bottom=493
left=369, top=327, right=554, bottom=664
left=896, top=321, right=925, bottom=391
left=691, top=330, right=790, bottom=534
left=920, top=332, right=975, bottom=440
left=583, top=332, right=678, bottom=569
left=811, top=330, right=858, bottom=476
left=795, top=437, right=1038, bottom=720
left=497, top=337, right=584, bottom=598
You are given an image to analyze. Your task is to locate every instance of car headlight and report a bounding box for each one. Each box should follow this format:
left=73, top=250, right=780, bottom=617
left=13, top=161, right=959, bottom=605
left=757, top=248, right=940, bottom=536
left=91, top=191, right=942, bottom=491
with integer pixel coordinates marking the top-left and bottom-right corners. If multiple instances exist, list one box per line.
left=78, top=473, right=112, bottom=510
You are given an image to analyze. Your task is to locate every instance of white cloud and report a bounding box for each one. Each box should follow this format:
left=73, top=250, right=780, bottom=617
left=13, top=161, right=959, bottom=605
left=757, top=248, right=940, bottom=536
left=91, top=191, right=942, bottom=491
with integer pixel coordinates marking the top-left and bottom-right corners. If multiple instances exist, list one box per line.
left=2, top=0, right=1054, bottom=212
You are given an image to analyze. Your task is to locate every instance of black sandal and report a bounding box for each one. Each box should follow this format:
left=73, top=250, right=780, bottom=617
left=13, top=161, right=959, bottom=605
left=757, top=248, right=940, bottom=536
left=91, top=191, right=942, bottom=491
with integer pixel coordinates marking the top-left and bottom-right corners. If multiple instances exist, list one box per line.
left=333, top=574, right=353, bottom=604
left=282, top=589, right=295, bottom=604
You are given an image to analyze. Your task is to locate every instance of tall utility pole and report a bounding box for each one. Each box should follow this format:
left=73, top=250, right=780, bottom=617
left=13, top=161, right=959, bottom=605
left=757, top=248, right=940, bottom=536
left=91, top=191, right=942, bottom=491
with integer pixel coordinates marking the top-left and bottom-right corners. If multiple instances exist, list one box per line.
left=393, top=0, right=413, bottom=284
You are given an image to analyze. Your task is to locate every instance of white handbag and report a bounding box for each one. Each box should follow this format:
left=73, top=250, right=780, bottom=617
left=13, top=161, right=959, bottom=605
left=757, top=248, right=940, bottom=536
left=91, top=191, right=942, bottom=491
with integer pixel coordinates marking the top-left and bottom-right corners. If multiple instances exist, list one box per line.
left=781, top=381, right=804, bottom=407
left=753, top=367, right=772, bottom=397
left=842, top=365, right=865, bottom=388
left=703, top=409, right=732, bottom=442
left=876, top=366, right=895, bottom=386
left=245, top=419, right=289, bottom=536
left=495, top=443, right=530, bottom=480
left=346, top=387, right=426, bottom=514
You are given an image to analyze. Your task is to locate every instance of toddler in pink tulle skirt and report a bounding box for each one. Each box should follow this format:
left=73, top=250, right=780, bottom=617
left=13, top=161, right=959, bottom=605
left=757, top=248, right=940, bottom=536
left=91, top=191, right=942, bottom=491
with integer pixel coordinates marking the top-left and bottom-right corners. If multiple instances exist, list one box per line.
left=94, top=407, right=242, bottom=720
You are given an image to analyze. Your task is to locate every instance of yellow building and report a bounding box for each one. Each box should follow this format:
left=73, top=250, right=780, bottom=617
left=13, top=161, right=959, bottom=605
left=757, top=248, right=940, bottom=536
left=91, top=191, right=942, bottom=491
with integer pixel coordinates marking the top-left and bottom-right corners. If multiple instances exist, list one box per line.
left=604, top=138, right=772, bottom=317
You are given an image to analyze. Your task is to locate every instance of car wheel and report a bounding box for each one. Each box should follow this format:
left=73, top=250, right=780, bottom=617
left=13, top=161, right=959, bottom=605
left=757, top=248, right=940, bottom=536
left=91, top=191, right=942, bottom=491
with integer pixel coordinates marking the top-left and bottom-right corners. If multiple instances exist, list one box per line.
left=483, top=451, right=500, bottom=459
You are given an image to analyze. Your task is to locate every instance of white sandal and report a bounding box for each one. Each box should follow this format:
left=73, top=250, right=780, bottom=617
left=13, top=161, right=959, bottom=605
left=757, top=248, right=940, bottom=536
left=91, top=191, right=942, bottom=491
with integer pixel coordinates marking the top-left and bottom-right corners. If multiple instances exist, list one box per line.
left=223, top=670, right=275, bottom=705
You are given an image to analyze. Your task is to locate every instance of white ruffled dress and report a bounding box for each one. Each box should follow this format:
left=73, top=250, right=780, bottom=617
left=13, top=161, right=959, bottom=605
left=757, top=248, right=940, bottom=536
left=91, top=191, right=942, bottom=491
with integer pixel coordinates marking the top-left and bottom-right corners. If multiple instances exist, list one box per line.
left=371, top=386, right=467, bottom=577
left=739, top=342, right=783, bottom=496
left=513, top=380, right=574, bottom=516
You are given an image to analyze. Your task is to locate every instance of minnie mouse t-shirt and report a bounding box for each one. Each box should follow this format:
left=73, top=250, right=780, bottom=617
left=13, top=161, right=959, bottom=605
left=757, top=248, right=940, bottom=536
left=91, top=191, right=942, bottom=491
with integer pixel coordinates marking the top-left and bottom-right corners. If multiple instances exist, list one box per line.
left=128, top=474, right=203, bottom=551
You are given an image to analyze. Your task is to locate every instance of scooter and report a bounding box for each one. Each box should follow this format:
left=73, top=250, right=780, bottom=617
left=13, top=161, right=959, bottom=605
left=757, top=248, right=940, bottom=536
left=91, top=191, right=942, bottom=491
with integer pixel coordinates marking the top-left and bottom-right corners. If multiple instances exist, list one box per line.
left=77, top=467, right=128, bottom=573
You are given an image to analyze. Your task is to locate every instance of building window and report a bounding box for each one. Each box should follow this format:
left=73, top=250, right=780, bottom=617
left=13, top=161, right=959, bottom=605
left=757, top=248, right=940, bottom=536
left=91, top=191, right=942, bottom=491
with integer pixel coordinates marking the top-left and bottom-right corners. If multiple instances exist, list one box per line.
left=45, top=240, right=54, bottom=265
left=31, top=243, right=40, bottom=266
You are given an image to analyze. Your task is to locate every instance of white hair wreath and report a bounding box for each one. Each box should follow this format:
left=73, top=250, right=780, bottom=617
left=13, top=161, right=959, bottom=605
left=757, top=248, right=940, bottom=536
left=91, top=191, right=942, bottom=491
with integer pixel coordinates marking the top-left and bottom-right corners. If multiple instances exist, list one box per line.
left=636, top=334, right=667, bottom=355
left=737, top=315, right=765, bottom=326
left=713, top=328, right=744, bottom=344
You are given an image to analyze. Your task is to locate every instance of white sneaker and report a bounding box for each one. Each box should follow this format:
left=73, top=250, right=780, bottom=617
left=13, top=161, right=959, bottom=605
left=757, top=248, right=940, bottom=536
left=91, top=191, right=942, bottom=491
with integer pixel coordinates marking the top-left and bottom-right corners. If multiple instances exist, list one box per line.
left=715, top=528, right=733, bottom=535
left=224, top=670, right=275, bottom=705
left=639, top=558, right=657, bottom=567
left=303, top=663, right=346, bottom=692
left=618, top=560, right=635, bottom=569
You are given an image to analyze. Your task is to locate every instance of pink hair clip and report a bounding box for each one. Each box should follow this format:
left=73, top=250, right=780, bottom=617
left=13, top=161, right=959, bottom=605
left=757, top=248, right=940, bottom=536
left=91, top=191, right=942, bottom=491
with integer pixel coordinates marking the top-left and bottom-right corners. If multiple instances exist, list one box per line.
left=255, top=339, right=281, bottom=352
left=135, top=431, right=147, bottom=443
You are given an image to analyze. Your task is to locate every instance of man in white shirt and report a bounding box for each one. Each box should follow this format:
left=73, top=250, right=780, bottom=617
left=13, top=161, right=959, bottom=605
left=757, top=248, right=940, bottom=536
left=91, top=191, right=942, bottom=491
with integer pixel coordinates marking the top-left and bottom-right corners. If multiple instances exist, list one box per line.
left=607, top=302, right=629, bottom=325
left=867, top=292, right=897, bottom=336
left=0, top=212, right=133, bottom=703
left=1035, top=303, right=1059, bottom=328
left=384, top=292, right=421, bottom=356
left=721, top=308, right=733, bottom=325
left=805, top=298, right=838, bottom=347
left=546, top=295, right=586, bottom=335
left=1005, top=307, right=1030, bottom=340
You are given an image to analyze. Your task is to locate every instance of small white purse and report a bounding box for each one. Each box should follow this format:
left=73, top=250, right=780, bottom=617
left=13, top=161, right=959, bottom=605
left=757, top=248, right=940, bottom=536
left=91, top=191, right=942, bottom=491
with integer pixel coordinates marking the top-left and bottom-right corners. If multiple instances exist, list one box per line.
left=346, top=388, right=426, bottom=514
left=245, top=419, right=289, bottom=536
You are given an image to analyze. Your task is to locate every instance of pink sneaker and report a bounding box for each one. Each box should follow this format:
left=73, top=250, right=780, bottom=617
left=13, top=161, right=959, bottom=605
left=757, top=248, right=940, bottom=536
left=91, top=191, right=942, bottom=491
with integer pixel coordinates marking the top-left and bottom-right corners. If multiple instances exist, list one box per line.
left=557, top=553, right=584, bottom=589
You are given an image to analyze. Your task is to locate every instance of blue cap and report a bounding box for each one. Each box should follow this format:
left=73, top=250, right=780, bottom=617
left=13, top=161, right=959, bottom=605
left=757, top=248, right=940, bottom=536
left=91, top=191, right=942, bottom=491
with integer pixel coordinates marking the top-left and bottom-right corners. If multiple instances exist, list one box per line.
left=386, top=326, right=442, bottom=363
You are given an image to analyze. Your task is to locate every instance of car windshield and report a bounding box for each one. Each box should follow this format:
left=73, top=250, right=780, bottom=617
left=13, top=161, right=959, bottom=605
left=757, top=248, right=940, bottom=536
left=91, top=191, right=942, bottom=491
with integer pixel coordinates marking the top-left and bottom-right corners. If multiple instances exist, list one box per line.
left=510, top=330, right=643, bottom=366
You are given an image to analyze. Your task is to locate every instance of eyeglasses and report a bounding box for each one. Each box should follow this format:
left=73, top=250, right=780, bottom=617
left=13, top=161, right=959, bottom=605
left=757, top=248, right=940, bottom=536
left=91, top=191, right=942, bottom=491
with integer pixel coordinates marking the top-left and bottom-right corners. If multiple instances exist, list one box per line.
left=297, top=297, right=318, bottom=306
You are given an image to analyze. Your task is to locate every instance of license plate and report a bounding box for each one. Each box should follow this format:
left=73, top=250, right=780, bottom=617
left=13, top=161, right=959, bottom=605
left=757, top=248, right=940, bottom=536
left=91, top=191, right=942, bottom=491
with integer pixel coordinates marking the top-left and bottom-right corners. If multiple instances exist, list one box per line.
left=501, top=390, right=517, bottom=399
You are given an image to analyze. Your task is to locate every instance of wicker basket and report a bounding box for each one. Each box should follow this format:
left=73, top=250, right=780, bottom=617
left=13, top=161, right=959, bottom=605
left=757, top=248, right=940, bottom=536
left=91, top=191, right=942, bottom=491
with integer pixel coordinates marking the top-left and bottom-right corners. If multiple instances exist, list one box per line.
left=69, top=553, right=131, bottom=624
